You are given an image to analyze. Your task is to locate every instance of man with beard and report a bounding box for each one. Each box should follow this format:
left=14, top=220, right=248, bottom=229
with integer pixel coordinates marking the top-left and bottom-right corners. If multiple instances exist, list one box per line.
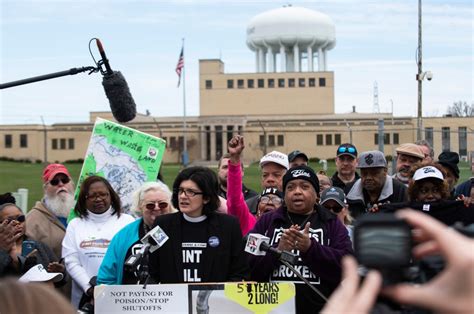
left=26, top=164, right=75, bottom=259
left=331, top=143, right=360, bottom=192
left=346, top=151, right=408, bottom=219
left=392, top=143, right=424, bottom=187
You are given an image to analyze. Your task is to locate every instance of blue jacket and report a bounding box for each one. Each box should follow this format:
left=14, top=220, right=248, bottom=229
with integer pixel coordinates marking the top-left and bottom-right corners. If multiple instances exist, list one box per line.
left=97, top=219, right=141, bottom=285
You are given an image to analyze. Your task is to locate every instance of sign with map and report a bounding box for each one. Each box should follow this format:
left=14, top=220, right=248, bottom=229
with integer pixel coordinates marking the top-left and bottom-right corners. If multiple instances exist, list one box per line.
left=69, top=118, right=166, bottom=219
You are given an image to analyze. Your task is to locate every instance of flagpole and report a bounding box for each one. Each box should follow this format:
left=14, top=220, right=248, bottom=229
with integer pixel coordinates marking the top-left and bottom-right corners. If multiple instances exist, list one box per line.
left=182, top=38, right=188, bottom=167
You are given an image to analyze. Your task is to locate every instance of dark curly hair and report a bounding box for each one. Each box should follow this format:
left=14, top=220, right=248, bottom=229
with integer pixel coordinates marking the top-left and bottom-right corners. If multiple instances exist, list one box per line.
left=74, top=176, right=122, bottom=218
left=407, top=163, right=450, bottom=201
left=172, top=166, right=220, bottom=215
left=0, top=193, right=16, bottom=206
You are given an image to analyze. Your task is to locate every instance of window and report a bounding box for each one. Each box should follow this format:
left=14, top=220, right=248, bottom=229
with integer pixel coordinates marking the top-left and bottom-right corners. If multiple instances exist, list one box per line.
left=393, top=133, right=399, bottom=145
left=374, top=133, right=390, bottom=145
left=335, top=134, right=341, bottom=145
left=325, top=134, right=332, bottom=146
left=178, top=136, right=184, bottom=149
left=268, top=79, right=275, bottom=88
left=162, top=137, right=168, bottom=147
left=459, top=127, right=467, bottom=157
left=170, top=137, right=177, bottom=149
left=4, top=134, right=12, bottom=148
left=425, top=128, right=433, bottom=147
left=227, top=125, right=234, bottom=142
left=316, top=134, right=323, bottom=146
left=298, top=78, right=305, bottom=87
left=227, top=80, right=234, bottom=88
left=309, top=78, right=316, bottom=87
left=442, top=127, right=450, bottom=152
left=259, top=135, right=265, bottom=147
left=288, top=78, right=295, bottom=87
left=247, top=79, right=254, bottom=88
left=237, top=79, right=244, bottom=89
left=68, top=138, right=75, bottom=150
left=60, top=138, right=66, bottom=150
left=20, top=134, right=27, bottom=148
left=205, top=80, right=212, bottom=89
left=258, top=79, right=264, bottom=88
left=52, top=139, right=58, bottom=150
left=319, top=78, right=326, bottom=87
left=277, top=135, right=284, bottom=146
left=278, top=78, right=285, bottom=88
left=268, top=135, right=275, bottom=146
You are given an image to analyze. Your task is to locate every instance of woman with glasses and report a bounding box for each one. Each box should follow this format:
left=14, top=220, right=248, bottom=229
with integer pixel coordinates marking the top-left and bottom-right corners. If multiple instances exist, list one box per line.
left=62, top=176, right=134, bottom=309
left=97, top=181, right=176, bottom=285
left=149, top=166, right=249, bottom=283
left=0, top=193, right=65, bottom=282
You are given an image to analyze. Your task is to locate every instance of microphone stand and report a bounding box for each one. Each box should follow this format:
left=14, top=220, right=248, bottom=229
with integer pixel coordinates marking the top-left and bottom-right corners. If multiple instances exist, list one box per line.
left=138, top=245, right=151, bottom=289
left=279, top=260, right=328, bottom=302
left=0, top=66, right=98, bottom=89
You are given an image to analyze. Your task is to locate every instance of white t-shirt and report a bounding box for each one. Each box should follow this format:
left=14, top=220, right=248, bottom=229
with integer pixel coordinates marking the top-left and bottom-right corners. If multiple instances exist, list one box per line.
left=62, top=207, right=135, bottom=308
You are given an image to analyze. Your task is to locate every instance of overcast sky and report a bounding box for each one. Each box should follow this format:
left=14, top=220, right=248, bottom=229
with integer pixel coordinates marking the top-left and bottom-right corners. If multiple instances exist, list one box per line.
left=1, top=0, right=472, bottom=125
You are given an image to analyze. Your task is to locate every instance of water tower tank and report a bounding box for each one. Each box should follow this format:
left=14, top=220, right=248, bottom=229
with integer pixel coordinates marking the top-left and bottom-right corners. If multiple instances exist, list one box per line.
left=246, top=6, right=336, bottom=72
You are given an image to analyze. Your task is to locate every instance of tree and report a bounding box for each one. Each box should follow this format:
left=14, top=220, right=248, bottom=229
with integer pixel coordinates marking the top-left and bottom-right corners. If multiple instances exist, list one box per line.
left=446, top=101, right=474, bottom=117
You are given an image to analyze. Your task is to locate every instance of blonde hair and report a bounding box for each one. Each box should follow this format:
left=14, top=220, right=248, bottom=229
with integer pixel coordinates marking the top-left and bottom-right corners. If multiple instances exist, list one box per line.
left=131, top=181, right=176, bottom=216
left=0, top=279, right=75, bottom=314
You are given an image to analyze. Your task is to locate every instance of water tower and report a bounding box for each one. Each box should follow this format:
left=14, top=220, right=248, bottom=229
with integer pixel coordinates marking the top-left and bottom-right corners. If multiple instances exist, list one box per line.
left=246, top=6, right=336, bottom=73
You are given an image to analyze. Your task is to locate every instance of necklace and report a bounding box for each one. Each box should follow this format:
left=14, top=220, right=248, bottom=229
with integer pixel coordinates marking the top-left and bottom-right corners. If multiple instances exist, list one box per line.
left=286, top=210, right=314, bottom=228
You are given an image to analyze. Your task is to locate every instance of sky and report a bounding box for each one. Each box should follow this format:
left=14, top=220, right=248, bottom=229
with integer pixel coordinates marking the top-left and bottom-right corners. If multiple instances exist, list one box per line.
left=0, top=0, right=472, bottom=125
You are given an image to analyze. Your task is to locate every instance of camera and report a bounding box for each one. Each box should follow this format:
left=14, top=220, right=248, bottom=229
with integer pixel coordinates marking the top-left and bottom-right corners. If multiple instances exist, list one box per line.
left=426, top=71, right=433, bottom=81
left=354, top=213, right=414, bottom=285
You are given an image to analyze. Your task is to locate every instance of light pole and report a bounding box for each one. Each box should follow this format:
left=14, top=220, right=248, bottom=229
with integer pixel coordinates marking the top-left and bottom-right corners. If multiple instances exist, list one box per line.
left=416, top=0, right=423, bottom=141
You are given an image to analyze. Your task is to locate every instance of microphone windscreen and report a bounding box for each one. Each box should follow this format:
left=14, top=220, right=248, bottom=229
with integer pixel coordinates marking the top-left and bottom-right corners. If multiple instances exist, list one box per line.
left=102, top=71, right=137, bottom=123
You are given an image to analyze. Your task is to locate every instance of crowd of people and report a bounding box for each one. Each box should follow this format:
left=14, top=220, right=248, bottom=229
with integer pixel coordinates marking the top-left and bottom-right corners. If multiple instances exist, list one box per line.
left=0, top=135, right=473, bottom=313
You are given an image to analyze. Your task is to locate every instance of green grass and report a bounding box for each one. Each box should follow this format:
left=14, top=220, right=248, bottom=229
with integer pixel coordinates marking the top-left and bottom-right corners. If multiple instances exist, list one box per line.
left=0, top=160, right=471, bottom=211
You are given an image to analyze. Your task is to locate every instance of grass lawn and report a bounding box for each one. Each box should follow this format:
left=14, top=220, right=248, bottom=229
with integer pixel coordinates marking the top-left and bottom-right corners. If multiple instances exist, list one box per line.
left=0, top=160, right=471, bottom=212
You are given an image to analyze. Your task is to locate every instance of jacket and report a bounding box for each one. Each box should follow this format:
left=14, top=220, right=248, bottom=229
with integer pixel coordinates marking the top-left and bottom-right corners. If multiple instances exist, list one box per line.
left=346, top=175, right=408, bottom=219
left=331, top=171, right=360, bottom=193
left=455, top=178, right=474, bottom=198
left=149, top=212, right=249, bottom=283
left=97, top=218, right=141, bottom=285
left=227, top=161, right=257, bottom=235
left=248, top=206, right=353, bottom=313
left=26, top=201, right=66, bottom=259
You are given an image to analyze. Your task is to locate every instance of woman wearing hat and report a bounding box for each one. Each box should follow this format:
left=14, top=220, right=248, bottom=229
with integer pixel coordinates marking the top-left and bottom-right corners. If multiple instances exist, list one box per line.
left=247, top=165, right=353, bottom=313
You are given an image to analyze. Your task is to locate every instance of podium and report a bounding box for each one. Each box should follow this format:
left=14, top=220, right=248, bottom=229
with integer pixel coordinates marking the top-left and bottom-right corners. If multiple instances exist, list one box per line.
left=95, top=282, right=295, bottom=314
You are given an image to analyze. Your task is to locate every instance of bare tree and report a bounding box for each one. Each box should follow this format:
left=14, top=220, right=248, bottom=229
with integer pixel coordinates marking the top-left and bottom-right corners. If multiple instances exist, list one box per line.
left=446, top=101, right=474, bottom=117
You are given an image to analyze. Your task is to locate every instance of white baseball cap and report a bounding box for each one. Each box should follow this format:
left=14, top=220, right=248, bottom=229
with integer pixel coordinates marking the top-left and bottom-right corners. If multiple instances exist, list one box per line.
left=259, top=151, right=289, bottom=170
left=19, top=264, right=63, bottom=283
left=412, top=166, right=444, bottom=182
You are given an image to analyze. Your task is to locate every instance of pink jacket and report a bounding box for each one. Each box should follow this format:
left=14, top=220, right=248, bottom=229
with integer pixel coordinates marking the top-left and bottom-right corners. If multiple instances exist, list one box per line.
left=226, top=160, right=257, bottom=235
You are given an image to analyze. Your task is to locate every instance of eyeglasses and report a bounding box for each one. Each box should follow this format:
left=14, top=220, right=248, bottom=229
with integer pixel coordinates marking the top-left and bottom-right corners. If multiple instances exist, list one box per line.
left=324, top=205, right=343, bottom=213
left=177, top=188, right=204, bottom=197
left=49, top=177, right=71, bottom=186
left=144, top=201, right=169, bottom=211
left=338, top=146, right=356, bottom=154
left=0, top=215, right=25, bottom=224
left=86, top=192, right=109, bottom=200
left=260, top=196, right=282, bottom=206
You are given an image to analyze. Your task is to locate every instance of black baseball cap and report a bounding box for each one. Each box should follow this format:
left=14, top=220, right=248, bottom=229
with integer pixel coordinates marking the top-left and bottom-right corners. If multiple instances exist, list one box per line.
left=288, top=150, right=309, bottom=163
left=336, top=143, right=358, bottom=158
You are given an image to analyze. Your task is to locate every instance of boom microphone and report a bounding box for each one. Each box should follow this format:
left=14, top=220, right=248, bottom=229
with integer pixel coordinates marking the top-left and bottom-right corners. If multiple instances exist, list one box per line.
left=245, top=233, right=298, bottom=265
left=96, top=39, right=137, bottom=123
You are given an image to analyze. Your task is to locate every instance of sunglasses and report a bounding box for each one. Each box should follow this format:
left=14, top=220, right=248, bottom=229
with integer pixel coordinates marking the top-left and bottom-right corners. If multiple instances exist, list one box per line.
left=324, top=205, right=343, bottom=213
left=260, top=196, right=283, bottom=206
left=0, top=215, right=25, bottom=224
left=145, top=201, right=169, bottom=211
left=49, top=177, right=71, bottom=186
left=338, top=146, right=356, bottom=154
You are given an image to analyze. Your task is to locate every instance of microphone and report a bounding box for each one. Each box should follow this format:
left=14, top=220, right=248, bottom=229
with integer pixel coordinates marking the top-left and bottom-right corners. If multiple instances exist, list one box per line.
left=245, top=233, right=298, bottom=265
left=96, top=38, right=137, bottom=123
left=141, top=224, right=169, bottom=253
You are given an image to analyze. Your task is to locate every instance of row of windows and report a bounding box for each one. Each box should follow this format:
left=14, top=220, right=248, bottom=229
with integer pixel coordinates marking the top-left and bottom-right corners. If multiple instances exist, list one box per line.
left=52, top=138, right=75, bottom=150
left=259, top=134, right=285, bottom=147
left=317, top=134, right=342, bottom=146
left=4, top=134, right=28, bottom=148
left=374, top=133, right=400, bottom=145
left=162, top=136, right=183, bottom=150
left=205, top=77, right=326, bottom=89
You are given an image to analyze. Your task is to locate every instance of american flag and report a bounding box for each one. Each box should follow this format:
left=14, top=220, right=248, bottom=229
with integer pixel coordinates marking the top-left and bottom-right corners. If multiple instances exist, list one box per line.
left=175, top=46, right=184, bottom=87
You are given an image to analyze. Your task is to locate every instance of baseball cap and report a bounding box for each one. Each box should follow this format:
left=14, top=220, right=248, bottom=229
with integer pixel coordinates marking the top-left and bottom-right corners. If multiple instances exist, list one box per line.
left=42, top=163, right=71, bottom=183
left=396, top=143, right=424, bottom=160
left=260, top=151, right=289, bottom=170
left=357, top=151, right=387, bottom=168
left=412, top=166, right=444, bottom=182
left=19, top=264, right=63, bottom=283
left=288, top=150, right=309, bottom=163
left=320, top=186, right=346, bottom=208
left=260, top=187, right=283, bottom=199
left=437, top=151, right=460, bottom=178
left=282, top=165, right=319, bottom=194
left=336, top=143, right=358, bottom=158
